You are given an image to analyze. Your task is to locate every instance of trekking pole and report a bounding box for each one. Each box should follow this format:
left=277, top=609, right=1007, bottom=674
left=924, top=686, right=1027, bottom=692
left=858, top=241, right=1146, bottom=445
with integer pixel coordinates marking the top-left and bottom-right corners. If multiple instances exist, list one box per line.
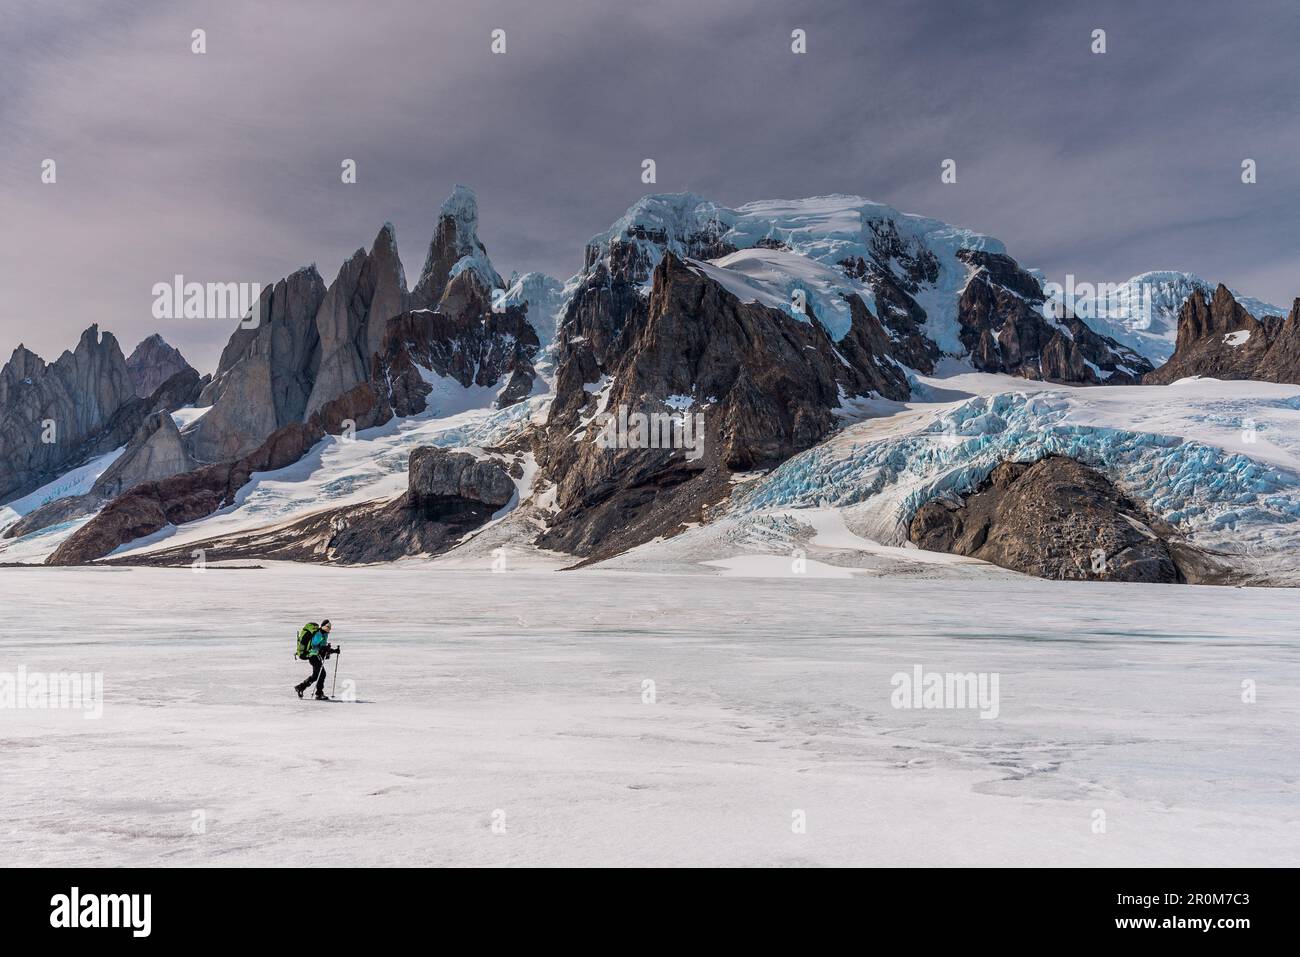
left=331, top=646, right=341, bottom=698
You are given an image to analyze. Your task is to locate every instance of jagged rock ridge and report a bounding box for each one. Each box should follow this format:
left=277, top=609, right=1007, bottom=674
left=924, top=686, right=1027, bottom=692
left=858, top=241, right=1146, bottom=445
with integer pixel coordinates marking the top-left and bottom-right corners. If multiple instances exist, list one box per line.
left=0, top=327, right=201, bottom=507
left=1145, top=284, right=1300, bottom=385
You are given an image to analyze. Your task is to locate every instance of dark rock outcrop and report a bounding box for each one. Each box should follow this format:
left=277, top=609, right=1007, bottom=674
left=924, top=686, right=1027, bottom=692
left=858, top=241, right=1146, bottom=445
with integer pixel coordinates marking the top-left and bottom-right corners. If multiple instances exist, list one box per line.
left=956, top=250, right=1153, bottom=384
left=323, top=448, right=515, bottom=563
left=535, top=250, right=910, bottom=561
left=374, top=276, right=540, bottom=418
left=1145, top=285, right=1300, bottom=385
left=1257, top=299, right=1300, bottom=383
left=908, top=456, right=1226, bottom=583
left=186, top=227, right=412, bottom=465
left=407, top=446, right=514, bottom=511
left=126, top=334, right=194, bottom=397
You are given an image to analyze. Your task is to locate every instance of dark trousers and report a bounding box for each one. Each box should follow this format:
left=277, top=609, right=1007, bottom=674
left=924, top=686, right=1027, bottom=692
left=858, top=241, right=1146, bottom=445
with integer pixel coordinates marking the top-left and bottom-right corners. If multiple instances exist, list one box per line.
left=296, top=655, right=326, bottom=695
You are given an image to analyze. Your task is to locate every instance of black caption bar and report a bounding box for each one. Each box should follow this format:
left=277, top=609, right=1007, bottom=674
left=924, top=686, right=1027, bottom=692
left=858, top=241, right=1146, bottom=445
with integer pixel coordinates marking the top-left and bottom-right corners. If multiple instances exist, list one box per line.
left=0, top=867, right=1286, bottom=944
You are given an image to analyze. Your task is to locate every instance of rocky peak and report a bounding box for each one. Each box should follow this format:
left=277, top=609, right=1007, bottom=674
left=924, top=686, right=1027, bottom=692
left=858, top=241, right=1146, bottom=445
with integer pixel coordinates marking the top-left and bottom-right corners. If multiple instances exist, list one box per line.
left=1144, top=285, right=1291, bottom=384
left=187, top=265, right=329, bottom=463
left=0, top=324, right=174, bottom=505
left=535, top=250, right=910, bottom=560
left=126, top=334, right=194, bottom=397
left=584, top=193, right=737, bottom=284
left=2, top=344, right=46, bottom=384
left=953, top=249, right=1152, bottom=384
left=304, top=223, right=410, bottom=419
left=410, top=185, right=504, bottom=310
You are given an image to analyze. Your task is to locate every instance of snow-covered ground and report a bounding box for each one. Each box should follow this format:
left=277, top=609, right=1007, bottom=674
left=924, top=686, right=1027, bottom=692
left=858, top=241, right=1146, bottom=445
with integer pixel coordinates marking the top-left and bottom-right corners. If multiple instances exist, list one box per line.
left=2, top=565, right=1297, bottom=867
left=0, top=390, right=549, bottom=565
left=6, top=371, right=1300, bottom=584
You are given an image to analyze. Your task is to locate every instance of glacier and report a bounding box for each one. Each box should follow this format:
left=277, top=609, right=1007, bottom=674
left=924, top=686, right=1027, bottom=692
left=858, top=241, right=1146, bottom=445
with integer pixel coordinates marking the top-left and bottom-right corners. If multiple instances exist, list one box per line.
left=734, top=374, right=1300, bottom=575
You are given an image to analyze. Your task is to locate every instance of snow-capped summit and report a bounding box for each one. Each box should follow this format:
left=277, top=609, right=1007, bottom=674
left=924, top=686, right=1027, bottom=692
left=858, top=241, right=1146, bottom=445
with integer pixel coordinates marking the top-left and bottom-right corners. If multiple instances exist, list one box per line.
left=583, top=192, right=736, bottom=281
left=411, top=184, right=504, bottom=309
left=1056, top=270, right=1284, bottom=364
left=726, top=194, right=1005, bottom=269
left=584, top=192, right=1009, bottom=356
left=725, top=195, right=1005, bottom=356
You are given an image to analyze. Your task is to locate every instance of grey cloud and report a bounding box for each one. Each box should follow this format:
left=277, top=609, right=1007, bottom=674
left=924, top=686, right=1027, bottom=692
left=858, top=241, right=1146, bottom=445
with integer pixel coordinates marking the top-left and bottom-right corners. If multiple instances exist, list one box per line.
left=1, top=0, right=1297, bottom=371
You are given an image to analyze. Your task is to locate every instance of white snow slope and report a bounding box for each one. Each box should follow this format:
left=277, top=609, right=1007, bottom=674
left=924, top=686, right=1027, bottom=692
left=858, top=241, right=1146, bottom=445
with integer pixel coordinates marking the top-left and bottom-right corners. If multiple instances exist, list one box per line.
left=0, top=382, right=549, bottom=565
left=2, top=565, right=1297, bottom=867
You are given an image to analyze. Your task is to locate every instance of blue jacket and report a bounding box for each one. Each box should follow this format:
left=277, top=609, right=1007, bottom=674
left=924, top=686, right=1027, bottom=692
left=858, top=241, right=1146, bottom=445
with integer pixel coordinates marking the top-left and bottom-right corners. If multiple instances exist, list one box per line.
left=296, top=623, right=331, bottom=659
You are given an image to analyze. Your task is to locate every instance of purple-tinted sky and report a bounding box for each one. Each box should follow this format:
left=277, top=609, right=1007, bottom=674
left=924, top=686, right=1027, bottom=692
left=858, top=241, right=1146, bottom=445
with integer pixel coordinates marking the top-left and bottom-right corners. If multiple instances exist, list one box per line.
left=2, top=0, right=1297, bottom=371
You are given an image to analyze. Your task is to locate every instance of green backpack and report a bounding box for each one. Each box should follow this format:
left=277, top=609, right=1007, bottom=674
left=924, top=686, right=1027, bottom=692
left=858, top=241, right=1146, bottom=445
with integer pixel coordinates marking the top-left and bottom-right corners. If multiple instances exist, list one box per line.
left=295, top=623, right=320, bottom=660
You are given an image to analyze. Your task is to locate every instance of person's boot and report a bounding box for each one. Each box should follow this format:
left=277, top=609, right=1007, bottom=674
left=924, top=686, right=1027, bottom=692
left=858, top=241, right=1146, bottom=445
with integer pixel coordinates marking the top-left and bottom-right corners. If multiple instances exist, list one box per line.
left=295, top=685, right=305, bottom=699
left=314, top=691, right=329, bottom=701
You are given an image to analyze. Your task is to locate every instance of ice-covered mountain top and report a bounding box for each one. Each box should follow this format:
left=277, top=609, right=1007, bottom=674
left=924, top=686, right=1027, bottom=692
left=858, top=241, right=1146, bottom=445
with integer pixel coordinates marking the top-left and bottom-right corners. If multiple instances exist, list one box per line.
left=1054, top=270, right=1285, bottom=364
left=727, top=194, right=1006, bottom=266
left=585, top=192, right=1007, bottom=352
left=589, top=192, right=734, bottom=252
left=419, top=184, right=504, bottom=292
left=587, top=192, right=1004, bottom=270
left=1120, top=271, right=1283, bottom=319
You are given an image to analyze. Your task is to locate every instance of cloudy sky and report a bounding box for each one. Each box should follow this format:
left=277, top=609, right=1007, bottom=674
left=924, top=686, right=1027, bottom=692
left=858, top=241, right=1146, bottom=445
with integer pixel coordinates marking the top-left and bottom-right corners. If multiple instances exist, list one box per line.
left=2, top=0, right=1297, bottom=371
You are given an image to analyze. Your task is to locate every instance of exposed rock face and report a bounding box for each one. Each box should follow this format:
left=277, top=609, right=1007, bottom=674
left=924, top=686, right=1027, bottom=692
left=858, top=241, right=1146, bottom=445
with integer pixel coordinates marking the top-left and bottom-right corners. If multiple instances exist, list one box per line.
left=410, top=185, right=504, bottom=310
left=93, top=411, right=192, bottom=499
left=535, top=250, right=910, bottom=560
left=29, top=188, right=541, bottom=560
left=323, top=449, right=515, bottom=563
left=0, top=326, right=200, bottom=506
left=189, top=190, right=530, bottom=468
left=5, top=409, right=195, bottom=538
left=46, top=384, right=378, bottom=565
left=189, top=266, right=329, bottom=463
left=1145, top=285, right=1300, bottom=385
left=125, top=334, right=194, bottom=397
left=407, top=446, right=514, bottom=511
left=375, top=275, right=541, bottom=418
left=1257, top=300, right=1300, bottom=383
left=956, top=250, right=1153, bottom=384
left=305, top=224, right=409, bottom=420
left=187, top=244, right=404, bottom=464
left=908, top=456, right=1224, bottom=583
